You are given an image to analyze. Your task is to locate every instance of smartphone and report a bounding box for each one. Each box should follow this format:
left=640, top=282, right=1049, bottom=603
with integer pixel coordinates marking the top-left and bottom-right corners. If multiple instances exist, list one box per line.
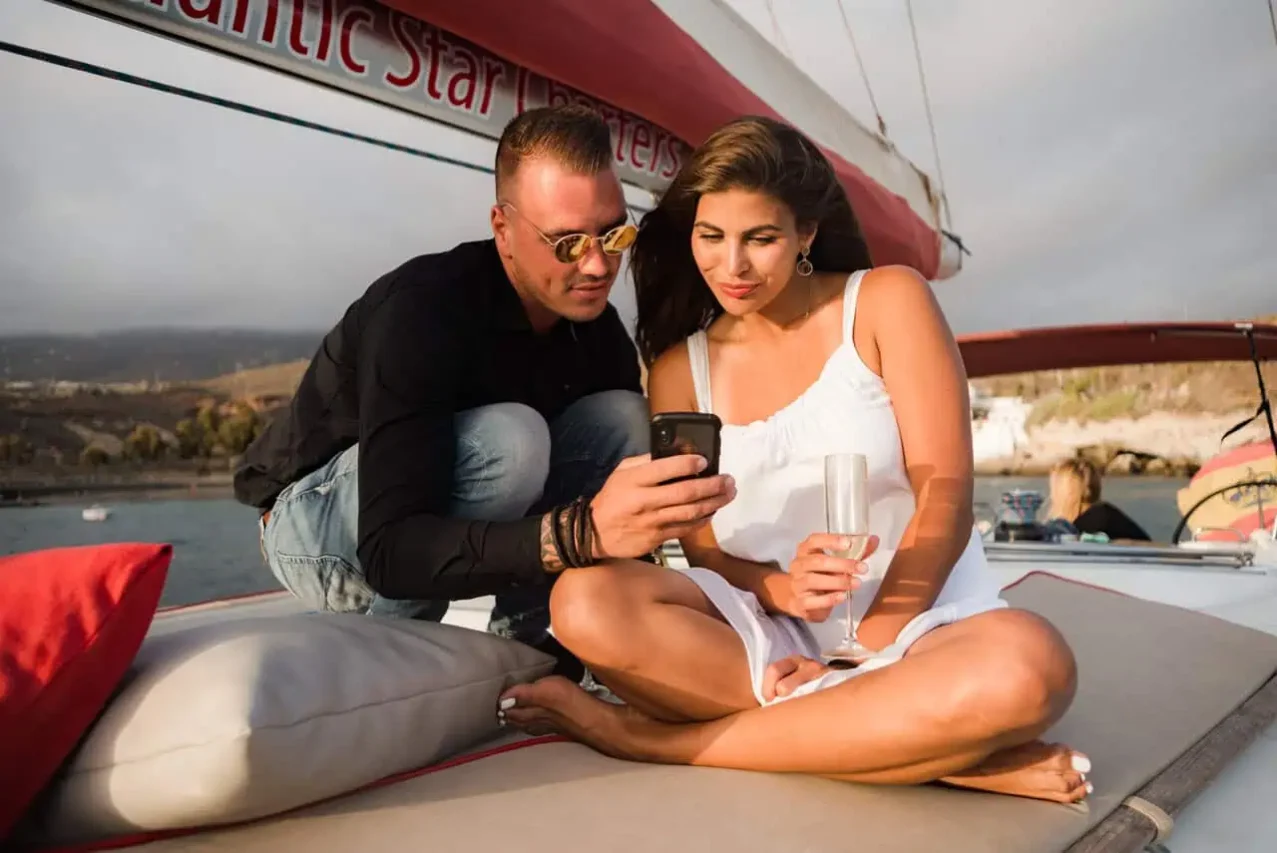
left=650, top=412, right=722, bottom=481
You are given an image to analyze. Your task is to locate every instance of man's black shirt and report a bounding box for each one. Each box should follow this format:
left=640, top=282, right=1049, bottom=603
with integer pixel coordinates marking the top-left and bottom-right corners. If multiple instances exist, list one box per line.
left=233, top=239, right=643, bottom=600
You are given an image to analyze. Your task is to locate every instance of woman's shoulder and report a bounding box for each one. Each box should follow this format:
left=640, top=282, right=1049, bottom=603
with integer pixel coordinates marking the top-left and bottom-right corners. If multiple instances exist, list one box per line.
left=857, top=265, right=933, bottom=303
left=855, top=265, right=944, bottom=334
left=647, top=338, right=698, bottom=412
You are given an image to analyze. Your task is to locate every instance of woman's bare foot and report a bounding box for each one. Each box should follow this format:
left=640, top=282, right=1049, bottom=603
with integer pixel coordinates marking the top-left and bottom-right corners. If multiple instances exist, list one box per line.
left=940, top=741, right=1092, bottom=803
left=503, top=681, right=1091, bottom=805
left=500, top=676, right=651, bottom=762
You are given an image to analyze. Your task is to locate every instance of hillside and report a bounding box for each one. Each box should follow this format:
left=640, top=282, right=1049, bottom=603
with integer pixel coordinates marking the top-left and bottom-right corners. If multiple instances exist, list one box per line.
left=972, top=359, right=1276, bottom=426
left=972, top=313, right=1277, bottom=425
left=201, top=360, right=309, bottom=399
left=0, top=328, right=322, bottom=383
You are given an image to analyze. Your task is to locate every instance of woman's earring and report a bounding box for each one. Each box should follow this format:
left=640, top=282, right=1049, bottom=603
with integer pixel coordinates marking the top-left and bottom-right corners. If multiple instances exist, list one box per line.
left=796, top=247, right=814, bottom=277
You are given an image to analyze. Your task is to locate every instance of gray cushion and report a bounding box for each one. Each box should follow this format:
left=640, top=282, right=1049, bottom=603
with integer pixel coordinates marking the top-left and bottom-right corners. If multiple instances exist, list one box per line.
left=22, top=612, right=554, bottom=844
left=34, top=573, right=1277, bottom=853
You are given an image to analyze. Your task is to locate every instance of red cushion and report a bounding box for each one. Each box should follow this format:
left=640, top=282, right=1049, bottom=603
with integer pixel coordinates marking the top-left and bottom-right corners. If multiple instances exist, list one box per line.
left=0, top=542, right=171, bottom=839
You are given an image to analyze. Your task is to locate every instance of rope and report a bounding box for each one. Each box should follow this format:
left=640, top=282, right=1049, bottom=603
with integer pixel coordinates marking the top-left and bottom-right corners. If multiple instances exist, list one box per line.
left=904, top=0, right=953, bottom=229
left=835, top=0, right=887, bottom=137
left=0, top=38, right=654, bottom=212
left=1122, top=795, right=1175, bottom=845
left=1269, top=0, right=1277, bottom=47
left=0, top=39, right=493, bottom=174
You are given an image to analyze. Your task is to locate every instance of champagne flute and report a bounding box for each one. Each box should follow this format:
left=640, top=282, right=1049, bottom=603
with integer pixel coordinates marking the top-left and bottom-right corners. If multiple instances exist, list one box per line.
left=821, top=453, right=871, bottom=663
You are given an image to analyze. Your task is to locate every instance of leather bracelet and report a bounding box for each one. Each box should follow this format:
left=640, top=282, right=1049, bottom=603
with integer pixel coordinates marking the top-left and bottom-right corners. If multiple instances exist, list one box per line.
left=551, top=497, right=595, bottom=570
left=572, top=495, right=589, bottom=569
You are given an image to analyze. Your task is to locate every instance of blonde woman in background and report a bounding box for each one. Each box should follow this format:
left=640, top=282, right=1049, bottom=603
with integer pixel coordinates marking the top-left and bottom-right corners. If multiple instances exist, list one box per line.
left=1048, top=458, right=1151, bottom=542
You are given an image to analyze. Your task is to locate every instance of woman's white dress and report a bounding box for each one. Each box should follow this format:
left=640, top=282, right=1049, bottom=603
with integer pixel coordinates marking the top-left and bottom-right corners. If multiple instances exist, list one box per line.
left=679, top=270, right=1007, bottom=705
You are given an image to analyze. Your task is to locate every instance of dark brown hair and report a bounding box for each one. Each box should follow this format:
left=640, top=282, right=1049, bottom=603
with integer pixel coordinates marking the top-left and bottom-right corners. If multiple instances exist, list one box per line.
left=631, top=115, right=872, bottom=366
left=495, top=105, right=614, bottom=196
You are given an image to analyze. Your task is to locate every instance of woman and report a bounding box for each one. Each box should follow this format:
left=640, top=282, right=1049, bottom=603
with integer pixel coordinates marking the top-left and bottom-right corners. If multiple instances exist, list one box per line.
left=1049, top=457, right=1151, bottom=541
left=501, top=116, right=1090, bottom=803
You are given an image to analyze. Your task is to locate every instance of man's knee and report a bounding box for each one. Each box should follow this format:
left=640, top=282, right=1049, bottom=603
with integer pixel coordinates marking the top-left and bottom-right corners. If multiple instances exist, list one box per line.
left=455, top=402, right=551, bottom=518
left=566, top=390, right=650, bottom=460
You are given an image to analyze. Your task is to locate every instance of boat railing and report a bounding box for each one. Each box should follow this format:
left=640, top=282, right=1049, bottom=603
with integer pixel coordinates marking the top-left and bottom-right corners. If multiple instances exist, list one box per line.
left=983, top=540, right=1255, bottom=569
left=658, top=539, right=1258, bottom=570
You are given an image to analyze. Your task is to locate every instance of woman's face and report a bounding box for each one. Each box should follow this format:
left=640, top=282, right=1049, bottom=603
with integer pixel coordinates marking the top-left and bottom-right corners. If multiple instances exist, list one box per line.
left=691, top=189, right=813, bottom=316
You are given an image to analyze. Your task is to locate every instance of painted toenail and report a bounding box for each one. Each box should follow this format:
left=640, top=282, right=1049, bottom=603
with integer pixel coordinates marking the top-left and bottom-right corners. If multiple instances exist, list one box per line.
left=499, top=697, right=517, bottom=711
left=1071, top=754, right=1091, bottom=773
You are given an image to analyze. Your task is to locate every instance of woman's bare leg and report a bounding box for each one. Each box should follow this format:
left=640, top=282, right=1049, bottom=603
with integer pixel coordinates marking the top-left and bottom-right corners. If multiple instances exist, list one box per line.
left=548, top=562, right=756, bottom=722
left=505, top=608, right=1090, bottom=803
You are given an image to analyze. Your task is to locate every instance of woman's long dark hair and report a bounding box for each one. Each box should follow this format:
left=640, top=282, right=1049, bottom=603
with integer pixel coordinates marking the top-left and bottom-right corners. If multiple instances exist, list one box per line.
left=631, top=115, right=873, bottom=367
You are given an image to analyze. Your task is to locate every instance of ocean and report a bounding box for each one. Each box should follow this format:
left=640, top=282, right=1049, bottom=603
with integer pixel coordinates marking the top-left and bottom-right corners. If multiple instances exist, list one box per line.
left=0, top=476, right=1189, bottom=608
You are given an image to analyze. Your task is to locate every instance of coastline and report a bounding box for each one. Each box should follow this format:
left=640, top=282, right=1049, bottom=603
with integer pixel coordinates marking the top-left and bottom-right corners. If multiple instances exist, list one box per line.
left=6, top=409, right=1268, bottom=506
left=0, top=470, right=235, bottom=507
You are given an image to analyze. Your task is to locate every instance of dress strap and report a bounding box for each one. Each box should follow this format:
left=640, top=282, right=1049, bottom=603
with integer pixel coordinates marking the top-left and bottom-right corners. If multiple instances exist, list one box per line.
left=686, top=331, right=714, bottom=414
left=841, top=269, right=870, bottom=343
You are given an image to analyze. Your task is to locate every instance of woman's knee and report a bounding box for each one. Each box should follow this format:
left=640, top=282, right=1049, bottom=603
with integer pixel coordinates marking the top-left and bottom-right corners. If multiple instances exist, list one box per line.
left=550, top=563, right=654, bottom=663
left=957, top=609, right=1078, bottom=734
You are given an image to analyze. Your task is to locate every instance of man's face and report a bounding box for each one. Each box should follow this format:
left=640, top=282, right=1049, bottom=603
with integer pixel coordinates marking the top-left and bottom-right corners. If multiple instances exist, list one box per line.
left=491, top=156, right=629, bottom=328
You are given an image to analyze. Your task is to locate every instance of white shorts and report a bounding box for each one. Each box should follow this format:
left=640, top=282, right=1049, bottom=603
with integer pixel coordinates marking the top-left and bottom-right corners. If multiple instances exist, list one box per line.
left=680, top=567, right=1008, bottom=706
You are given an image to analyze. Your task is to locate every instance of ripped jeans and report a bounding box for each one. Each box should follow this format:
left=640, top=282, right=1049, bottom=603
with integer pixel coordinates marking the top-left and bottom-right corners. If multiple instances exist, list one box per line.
left=258, top=389, right=649, bottom=648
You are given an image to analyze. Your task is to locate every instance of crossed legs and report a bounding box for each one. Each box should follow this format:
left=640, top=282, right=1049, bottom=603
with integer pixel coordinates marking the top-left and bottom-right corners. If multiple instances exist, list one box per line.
left=505, top=562, right=1090, bottom=803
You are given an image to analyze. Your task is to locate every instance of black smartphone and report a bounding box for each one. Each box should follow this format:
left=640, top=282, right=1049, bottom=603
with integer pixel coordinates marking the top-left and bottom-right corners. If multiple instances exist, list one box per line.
left=650, top=412, right=722, bottom=481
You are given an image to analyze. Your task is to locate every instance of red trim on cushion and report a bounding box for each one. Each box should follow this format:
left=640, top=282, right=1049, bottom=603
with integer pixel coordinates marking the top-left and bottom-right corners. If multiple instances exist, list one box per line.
left=1000, top=569, right=1132, bottom=598
left=39, top=735, right=568, bottom=852
left=156, top=588, right=284, bottom=614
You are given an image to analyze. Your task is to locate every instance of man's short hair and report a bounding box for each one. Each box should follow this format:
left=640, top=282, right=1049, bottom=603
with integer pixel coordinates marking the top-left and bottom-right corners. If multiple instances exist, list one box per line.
left=494, top=105, right=614, bottom=197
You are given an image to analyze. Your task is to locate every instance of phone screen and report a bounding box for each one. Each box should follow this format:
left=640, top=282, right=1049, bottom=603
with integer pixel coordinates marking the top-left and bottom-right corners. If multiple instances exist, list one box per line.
left=651, top=415, right=721, bottom=477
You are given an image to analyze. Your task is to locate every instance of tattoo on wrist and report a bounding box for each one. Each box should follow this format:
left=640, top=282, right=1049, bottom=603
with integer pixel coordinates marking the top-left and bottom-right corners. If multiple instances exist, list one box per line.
left=540, top=512, right=566, bottom=573
left=539, top=499, right=599, bottom=573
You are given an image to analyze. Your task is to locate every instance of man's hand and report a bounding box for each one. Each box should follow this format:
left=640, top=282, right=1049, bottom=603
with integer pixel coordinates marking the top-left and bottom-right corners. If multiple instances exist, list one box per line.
left=762, top=655, right=832, bottom=702
left=589, top=454, right=735, bottom=560
left=771, top=533, right=877, bottom=622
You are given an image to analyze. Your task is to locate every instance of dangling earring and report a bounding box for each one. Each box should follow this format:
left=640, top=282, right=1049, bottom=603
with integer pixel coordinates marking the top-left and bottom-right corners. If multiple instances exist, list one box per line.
left=796, top=246, right=814, bottom=277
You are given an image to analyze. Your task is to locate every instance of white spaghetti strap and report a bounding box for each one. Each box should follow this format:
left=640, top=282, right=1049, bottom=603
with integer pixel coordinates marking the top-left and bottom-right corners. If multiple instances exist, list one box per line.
left=841, top=269, right=869, bottom=343
left=686, top=331, right=714, bottom=414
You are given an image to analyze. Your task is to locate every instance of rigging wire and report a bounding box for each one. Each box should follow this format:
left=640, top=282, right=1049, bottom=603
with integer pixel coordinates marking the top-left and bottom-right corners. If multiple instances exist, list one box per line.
left=904, top=0, right=952, bottom=229
left=834, top=0, right=888, bottom=137
left=0, top=39, right=657, bottom=213
left=1268, top=0, right=1277, bottom=47
left=764, top=0, right=793, bottom=58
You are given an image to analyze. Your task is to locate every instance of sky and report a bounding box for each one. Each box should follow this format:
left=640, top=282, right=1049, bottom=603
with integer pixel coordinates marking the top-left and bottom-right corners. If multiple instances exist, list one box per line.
left=0, top=0, right=1274, bottom=336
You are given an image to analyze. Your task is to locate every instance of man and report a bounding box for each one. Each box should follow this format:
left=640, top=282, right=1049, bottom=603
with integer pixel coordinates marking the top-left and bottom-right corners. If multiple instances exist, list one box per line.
left=233, top=105, right=732, bottom=671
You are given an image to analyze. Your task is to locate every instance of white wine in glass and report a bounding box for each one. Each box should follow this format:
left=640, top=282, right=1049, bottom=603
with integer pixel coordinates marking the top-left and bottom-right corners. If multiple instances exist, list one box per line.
left=821, top=452, right=871, bottom=663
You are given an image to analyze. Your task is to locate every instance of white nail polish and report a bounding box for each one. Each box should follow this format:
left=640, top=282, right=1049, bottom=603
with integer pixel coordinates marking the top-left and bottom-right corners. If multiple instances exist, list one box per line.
left=499, top=697, right=517, bottom=711
left=1084, top=781, right=1093, bottom=795
left=1071, top=754, right=1091, bottom=774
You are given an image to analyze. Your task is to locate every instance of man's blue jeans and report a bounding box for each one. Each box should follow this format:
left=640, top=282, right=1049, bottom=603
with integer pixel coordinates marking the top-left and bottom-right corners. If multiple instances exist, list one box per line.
left=259, top=389, right=649, bottom=647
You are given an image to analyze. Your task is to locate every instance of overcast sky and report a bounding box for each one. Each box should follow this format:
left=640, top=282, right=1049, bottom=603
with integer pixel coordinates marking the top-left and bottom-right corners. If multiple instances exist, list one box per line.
left=0, top=0, right=1273, bottom=336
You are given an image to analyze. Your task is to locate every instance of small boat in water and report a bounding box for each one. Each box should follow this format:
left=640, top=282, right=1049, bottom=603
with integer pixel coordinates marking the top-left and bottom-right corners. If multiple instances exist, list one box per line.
left=81, top=505, right=111, bottom=522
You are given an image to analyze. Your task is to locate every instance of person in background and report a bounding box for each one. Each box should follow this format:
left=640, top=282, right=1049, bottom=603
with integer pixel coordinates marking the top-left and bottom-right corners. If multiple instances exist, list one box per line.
left=1047, top=458, right=1151, bottom=542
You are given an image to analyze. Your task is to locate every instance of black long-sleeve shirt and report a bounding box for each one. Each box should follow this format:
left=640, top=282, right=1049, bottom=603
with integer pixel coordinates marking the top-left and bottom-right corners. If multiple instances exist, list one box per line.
left=233, top=239, right=642, bottom=600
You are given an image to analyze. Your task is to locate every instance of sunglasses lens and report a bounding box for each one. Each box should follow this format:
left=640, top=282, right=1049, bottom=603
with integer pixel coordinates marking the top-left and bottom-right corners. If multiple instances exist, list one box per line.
left=602, top=224, right=638, bottom=254
left=554, top=234, right=591, bottom=263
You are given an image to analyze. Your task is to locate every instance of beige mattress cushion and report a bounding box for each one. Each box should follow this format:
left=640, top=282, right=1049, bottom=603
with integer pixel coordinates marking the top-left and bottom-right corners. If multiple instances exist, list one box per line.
left=67, top=572, right=1277, bottom=853
left=18, top=612, right=555, bottom=844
